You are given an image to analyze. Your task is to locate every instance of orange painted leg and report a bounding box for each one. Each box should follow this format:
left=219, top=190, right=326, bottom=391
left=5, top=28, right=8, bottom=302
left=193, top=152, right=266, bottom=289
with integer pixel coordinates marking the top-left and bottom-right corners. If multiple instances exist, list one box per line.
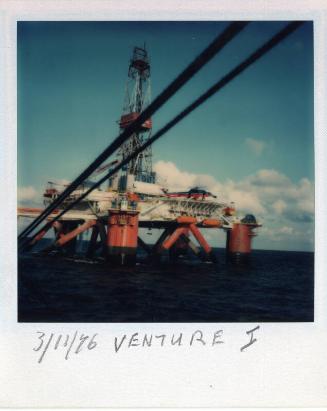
left=189, top=224, right=217, bottom=262
left=161, top=227, right=189, bottom=250
left=226, top=223, right=252, bottom=263
left=189, top=224, right=212, bottom=254
left=180, top=233, right=201, bottom=256
left=56, top=220, right=96, bottom=247
left=25, top=221, right=54, bottom=249
left=30, top=228, right=49, bottom=245
left=107, top=211, right=139, bottom=265
left=169, top=228, right=190, bottom=259
left=152, top=227, right=174, bottom=253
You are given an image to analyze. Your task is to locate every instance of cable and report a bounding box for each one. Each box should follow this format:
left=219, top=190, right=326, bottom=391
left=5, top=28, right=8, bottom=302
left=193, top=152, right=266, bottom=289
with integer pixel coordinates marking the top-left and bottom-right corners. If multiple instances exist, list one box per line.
left=18, top=21, right=248, bottom=242
left=20, top=21, right=304, bottom=252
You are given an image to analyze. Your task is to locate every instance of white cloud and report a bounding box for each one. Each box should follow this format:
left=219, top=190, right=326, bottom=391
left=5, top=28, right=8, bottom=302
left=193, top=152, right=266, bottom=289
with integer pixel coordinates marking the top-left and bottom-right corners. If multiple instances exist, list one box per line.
left=245, top=138, right=266, bottom=156
left=154, top=161, right=225, bottom=196
left=154, top=161, right=195, bottom=191
left=51, top=178, right=71, bottom=186
left=247, top=168, right=289, bottom=187
left=154, top=160, right=314, bottom=250
left=256, top=223, right=312, bottom=243
left=279, top=226, right=294, bottom=235
left=154, top=162, right=314, bottom=222
left=272, top=199, right=287, bottom=215
left=220, top=181, right=266, bottom=214
left=17, top=186, right=39, bottom=202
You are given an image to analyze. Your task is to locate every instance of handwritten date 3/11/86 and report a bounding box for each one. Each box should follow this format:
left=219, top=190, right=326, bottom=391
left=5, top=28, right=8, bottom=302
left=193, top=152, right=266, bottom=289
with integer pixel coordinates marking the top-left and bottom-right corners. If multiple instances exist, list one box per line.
left=33, top=327, right=260, bottom=364
left=33, top=331, right=98, bottom=363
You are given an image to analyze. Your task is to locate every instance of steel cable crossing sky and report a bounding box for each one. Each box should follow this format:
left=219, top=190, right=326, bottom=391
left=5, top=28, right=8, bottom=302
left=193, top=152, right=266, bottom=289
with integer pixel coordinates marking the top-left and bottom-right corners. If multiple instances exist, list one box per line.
left=18, top=21, right=248, bottom=242
left=19, top=21, right=304, bottom=250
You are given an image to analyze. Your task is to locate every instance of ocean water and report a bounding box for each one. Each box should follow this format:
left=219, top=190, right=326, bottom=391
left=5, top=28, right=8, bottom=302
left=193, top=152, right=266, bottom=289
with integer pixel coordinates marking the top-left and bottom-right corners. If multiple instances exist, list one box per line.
left=18, top=243, right=314, bottom=323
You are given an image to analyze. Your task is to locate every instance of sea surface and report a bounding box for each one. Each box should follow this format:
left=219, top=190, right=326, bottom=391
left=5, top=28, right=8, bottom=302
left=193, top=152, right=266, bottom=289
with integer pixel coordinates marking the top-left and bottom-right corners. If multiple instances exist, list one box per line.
left=18, top=242, right=314, bottom=322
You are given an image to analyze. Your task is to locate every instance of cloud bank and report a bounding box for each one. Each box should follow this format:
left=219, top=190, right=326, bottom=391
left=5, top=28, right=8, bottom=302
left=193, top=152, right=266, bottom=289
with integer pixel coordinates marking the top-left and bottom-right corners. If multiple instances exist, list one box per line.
left=154, top=160, right=314, bottom=250
left=17, top=186, right=39, bottom=203
left=17, top=164, right=314, bottom=251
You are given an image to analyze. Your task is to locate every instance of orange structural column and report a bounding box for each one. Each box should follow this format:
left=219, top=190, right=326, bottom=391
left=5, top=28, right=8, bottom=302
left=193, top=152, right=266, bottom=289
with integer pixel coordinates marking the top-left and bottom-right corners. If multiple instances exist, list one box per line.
left=169, top=228, right=190, bottom=258
left=226, top=223, right=253, bottom=262
left=107, top=210, right=139, bottom=265
left=56, top=220, right=96, bottom=247
left=189, top=223, right=212, bottom=255
left=161, top=227, right=188, bottom=250
left=157, top=219, right=216, bottom=262
left=24, top=220, right=61, bottom=251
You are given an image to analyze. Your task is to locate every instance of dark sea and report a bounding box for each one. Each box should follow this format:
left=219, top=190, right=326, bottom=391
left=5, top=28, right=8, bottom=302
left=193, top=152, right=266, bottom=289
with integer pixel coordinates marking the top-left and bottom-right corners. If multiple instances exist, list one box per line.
left=18, top=240, right=314, bottom=323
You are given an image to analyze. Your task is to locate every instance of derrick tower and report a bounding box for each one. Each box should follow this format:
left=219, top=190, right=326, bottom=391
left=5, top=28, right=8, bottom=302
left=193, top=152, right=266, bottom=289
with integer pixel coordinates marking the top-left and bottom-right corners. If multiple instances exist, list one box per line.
left=118, top=46, right=155, bottom=186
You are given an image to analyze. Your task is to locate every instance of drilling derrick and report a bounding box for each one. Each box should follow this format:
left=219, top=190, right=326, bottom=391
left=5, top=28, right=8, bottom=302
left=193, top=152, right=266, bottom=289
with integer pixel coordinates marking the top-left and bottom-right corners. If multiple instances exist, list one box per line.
left=117, top=46, right=155, bottom=189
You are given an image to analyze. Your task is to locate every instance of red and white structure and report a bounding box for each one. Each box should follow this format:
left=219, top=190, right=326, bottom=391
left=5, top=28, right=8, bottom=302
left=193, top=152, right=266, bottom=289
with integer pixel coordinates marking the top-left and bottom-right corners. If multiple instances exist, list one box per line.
left=18, top=45, right=261, bottom=265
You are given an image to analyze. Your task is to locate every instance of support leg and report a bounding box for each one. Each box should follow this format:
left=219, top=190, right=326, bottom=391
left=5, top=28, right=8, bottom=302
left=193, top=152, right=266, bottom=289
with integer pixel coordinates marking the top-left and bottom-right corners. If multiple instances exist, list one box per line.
left=107, top=211, right=139, bottom=266
left=150, top=226, right=176, bottom=262
left=170, top=228, right=190, bottom=259
left=161, top=227, right=189, bottom=251
left=189, top=224, right=217, bottom=262
left=226, top=223, right=253, bottom=263
left=180, top=233, right=201, bottom=257
left=55, top=220, right=96, bottom=248
left=61, top=221, right=79, bottom=254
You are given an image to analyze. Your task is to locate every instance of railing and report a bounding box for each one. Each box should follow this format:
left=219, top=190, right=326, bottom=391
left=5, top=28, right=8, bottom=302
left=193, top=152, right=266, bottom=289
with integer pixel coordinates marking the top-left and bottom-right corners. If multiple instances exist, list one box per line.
left=165, top=197, right=225, bottom=218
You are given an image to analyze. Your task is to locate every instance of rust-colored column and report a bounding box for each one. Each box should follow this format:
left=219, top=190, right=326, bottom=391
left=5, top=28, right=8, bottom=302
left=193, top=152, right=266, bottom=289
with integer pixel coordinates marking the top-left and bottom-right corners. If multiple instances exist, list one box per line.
left=189, top=223, right=217, bottom=262
left=107, top=210, right=139, bottom=266
left=189, top=223, right=212, bottom=254
left=169, top=228, right=190, bottom=259
left=226, top=223, right=253, bottom=263
left=23, top=220, right=58, bottom=251
left=60, top=221, right=80, bottom=254
left=159, top=221, right=216, bottom=262
left=152, top=227, right=174, bottom=253
left=22, top=228, right=49, bottom=252
left=56, top=220, right=96, bottom=248
left=161, top=227, right=189, bottom=251
left=180, top=233, right=201, bottom=257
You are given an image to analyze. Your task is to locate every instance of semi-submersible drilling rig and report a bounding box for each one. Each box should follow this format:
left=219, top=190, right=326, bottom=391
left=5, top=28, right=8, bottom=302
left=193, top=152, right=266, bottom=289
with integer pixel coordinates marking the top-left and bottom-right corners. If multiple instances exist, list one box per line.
left=18, top=46, right=261, bottom=265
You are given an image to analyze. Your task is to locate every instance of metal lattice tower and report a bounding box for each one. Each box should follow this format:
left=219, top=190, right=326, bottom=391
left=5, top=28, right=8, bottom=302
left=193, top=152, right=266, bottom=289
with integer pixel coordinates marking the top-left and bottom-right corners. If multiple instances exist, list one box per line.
left=117, top=46, right=155, bottom=184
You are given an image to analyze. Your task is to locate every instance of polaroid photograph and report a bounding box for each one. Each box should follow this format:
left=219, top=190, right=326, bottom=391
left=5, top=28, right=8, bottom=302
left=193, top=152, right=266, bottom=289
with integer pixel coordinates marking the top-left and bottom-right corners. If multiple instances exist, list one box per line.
left=1, top=0, right=327, bottom=408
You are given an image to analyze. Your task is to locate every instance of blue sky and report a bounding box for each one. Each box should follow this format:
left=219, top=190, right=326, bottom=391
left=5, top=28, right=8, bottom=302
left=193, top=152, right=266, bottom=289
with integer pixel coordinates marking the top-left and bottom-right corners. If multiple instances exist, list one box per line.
left=17, top=21, right=314, bottom=251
